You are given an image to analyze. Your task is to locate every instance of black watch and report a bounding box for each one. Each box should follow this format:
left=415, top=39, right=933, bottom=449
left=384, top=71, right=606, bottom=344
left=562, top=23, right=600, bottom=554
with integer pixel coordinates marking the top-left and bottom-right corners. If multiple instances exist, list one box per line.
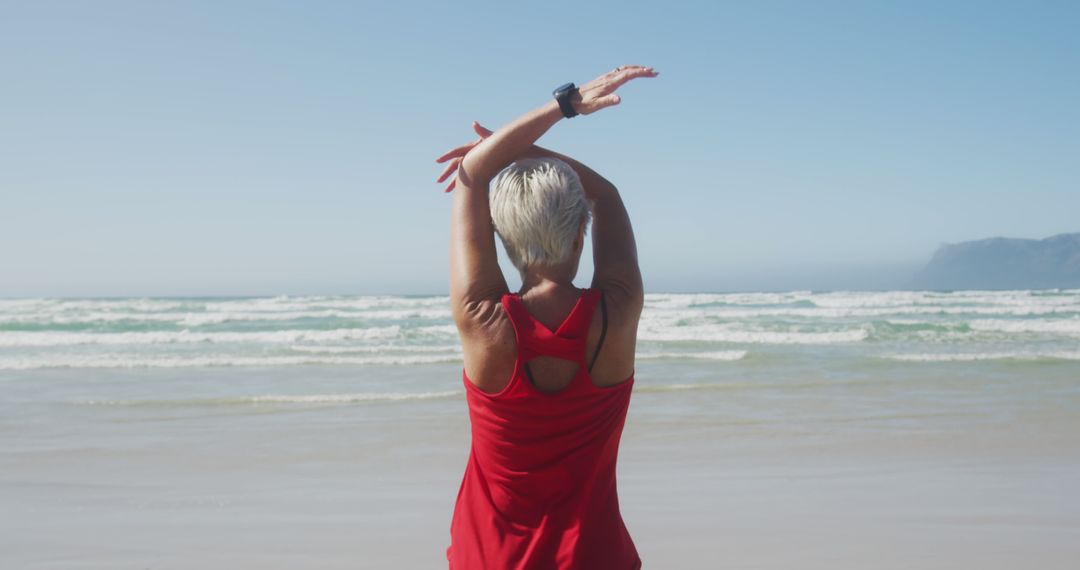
left=553, top=82, right=579, bottom=118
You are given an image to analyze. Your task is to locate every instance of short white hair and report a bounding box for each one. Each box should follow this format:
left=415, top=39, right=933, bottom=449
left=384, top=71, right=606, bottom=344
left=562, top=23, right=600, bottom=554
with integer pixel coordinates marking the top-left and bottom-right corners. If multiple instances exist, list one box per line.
left=489, top=157, right=592, bottom=272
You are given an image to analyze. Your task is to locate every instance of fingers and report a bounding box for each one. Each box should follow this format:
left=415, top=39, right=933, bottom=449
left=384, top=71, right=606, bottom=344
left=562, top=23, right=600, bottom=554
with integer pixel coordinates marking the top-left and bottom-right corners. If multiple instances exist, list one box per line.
left=579, top=65, right=657, bottom=101
left=472, top=121, right=493, bottom=137
left=436, top=142, right=476, bottom=163
left=611, top=64, right=645, bottom=75
left=598, top=94, right=621, bottom=108
left=437, top=122, right=492, bottom=192
left=437, top=121, right=496, bottom=192
left=436, top=123, right=492, bottom=163
left=611, top=66, right=658, bottom=89
left=437, top=157, right=462, bottom=183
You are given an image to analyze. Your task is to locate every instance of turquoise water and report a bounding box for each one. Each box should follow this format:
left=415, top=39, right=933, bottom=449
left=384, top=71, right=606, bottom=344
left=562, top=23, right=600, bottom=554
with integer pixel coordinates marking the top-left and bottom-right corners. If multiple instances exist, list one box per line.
left=2, top=289, right=1077, bottom=426
left=1, top=290, right=1078, bottom=373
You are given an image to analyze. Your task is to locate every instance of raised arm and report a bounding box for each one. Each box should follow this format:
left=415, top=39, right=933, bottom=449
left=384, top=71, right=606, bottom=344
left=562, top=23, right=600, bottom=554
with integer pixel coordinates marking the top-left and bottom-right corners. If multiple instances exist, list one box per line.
left=436, top=66, right=657, bottom=329
left=444, top=102, right=562, bottom=327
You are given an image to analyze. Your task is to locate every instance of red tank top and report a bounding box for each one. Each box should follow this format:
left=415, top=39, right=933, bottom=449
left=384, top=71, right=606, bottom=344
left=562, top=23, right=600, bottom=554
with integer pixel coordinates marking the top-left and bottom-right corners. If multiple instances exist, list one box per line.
left=447, top=288, right=640, bottom=569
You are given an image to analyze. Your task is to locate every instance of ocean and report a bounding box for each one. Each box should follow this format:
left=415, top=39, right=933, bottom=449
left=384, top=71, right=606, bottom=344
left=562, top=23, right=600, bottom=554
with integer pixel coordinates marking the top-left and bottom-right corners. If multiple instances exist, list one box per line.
left=2, top=290, right=1078, bottom=568
left=3, top=289, right=1079, bottom=371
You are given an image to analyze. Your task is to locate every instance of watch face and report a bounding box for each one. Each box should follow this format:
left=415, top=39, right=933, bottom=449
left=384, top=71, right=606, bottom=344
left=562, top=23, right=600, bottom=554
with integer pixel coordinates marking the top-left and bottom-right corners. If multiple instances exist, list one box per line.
left=553, top=82, right=575, bottom=97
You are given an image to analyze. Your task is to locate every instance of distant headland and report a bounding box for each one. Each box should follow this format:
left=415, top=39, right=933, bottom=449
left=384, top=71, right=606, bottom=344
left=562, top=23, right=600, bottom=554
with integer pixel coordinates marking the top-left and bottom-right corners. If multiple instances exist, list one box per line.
left=911, top=233, right=1080, bottom=290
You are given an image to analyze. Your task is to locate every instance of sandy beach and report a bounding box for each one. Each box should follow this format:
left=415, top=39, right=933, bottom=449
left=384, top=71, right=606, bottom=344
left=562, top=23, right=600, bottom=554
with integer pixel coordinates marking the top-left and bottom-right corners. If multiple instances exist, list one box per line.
left=3, top=355, right=1078, bottom=569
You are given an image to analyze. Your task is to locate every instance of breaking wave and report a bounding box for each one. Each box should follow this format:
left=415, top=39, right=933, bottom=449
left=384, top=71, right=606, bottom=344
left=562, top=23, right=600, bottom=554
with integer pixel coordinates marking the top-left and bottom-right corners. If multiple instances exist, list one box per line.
left=3, top=291, right=1079, bottom=370
left=77, top=390, right=463, bottom=407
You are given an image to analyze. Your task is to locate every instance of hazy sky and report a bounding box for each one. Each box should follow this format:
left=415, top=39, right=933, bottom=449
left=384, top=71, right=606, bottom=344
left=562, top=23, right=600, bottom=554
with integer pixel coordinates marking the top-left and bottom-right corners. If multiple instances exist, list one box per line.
left=2, top=1, right=1078, bottom=296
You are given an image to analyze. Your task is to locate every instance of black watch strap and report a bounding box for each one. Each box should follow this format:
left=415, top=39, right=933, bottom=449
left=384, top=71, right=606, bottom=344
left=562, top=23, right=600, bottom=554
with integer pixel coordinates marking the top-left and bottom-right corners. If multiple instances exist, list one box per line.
left=553, top=83, right=579, bottom=118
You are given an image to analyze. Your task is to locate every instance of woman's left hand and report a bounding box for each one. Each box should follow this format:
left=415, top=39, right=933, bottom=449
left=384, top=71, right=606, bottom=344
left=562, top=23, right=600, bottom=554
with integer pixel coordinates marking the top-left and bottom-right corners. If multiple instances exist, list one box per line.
left=435, top=122, right=493, bottom=193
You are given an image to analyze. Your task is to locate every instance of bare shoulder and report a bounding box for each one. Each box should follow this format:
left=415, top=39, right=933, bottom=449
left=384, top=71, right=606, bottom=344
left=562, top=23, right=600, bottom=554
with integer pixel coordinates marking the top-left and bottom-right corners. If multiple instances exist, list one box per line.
left=452, top=296, right=517, bottom=394
left=599, top=285, right=644, bottom=327
left=588, top=285, right=643, bottom=387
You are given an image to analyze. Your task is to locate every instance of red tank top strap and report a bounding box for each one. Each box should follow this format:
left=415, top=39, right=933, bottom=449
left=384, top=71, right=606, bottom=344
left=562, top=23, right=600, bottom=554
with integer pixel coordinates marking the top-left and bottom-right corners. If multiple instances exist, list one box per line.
left=501, top=288, right=602, bottom=363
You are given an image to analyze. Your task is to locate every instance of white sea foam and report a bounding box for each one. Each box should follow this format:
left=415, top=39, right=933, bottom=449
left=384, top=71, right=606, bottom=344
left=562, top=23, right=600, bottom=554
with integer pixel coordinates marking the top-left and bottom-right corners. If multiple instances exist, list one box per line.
left=634, top=382, right=742, bottom=393
left=820, top=290, right=1079, bottom=307
left=638, top=325, right=868, bottom=344
left=250, top=391, right=461, bottom=404
left=645, top=292, right=813, bottom=309
left=4, top=291, right=1080, bottom=370
left=411, top=325, right=460, bottom=337
left=808, top=291, right=933, bottom=308
left=967, top=318, right=1080, bottom=335
left=638, top=304, right=1080, bottom=321
left=203, top=296, right=448, bottom=313
left=885, top=351, right=1080, bottom=362
left=638, top=350, right=748, bottom=361
left=288, top=344, right=462, bottom=354
left=12, top=298, right=190, bottom=313
left=0, top=306, right=451, bottom=326
left=0, top=327, right=403, bottom=347
left=78, top=390, right=462, bottom=406
left=0, top=353, right=462, bottom=370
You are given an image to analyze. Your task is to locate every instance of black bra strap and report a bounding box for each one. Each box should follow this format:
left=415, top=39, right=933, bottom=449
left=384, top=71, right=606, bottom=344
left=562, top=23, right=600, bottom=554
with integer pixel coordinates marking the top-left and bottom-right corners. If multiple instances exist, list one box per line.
left=588, top=292, right=608, bottom=374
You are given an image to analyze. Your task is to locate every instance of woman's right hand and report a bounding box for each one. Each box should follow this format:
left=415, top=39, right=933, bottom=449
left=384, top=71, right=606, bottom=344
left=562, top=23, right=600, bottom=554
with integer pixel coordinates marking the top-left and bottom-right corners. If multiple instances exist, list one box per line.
left=572, top=65, right=658, bottom=115
left=435, top=122, right=494, bottom=193
left=434, top=65, right=657, bottom=191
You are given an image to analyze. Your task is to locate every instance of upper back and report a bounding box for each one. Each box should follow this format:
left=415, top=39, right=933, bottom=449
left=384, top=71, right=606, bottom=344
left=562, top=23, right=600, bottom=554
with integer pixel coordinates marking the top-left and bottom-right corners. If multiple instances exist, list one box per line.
left=458, top=286, right=640, bottom=395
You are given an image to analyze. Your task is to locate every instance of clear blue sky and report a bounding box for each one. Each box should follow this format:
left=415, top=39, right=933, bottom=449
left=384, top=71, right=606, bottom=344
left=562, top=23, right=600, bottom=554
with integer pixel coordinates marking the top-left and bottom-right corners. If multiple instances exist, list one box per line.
left=2, top=1, right=1078, bottom=296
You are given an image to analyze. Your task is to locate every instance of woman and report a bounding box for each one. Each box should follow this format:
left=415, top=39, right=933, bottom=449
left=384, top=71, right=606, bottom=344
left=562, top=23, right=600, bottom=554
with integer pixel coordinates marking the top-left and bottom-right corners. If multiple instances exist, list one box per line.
left=436, top=65, right=657, bottom=569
